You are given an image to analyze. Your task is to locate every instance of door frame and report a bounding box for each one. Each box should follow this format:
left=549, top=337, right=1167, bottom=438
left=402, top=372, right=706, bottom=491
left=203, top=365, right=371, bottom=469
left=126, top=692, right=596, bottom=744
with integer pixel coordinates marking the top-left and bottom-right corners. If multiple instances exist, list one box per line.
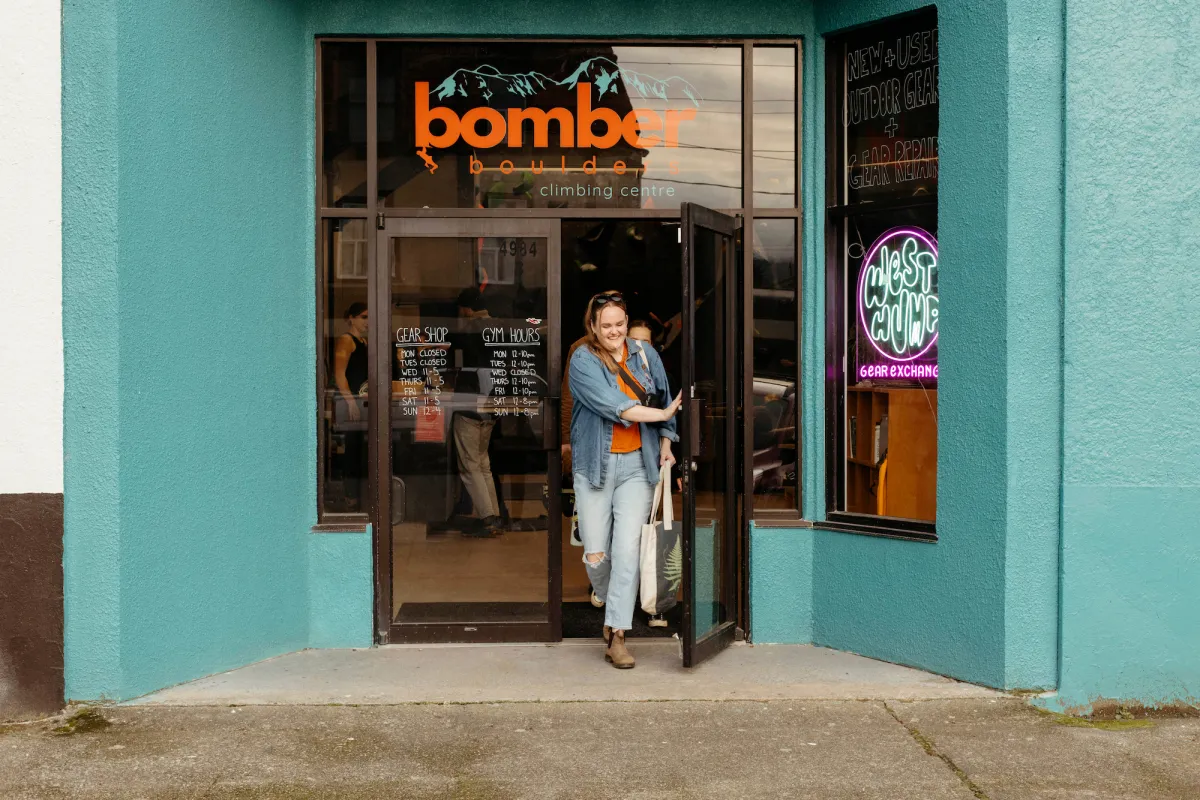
left=680, top=203, right=743, bottom=667
left=373, top=217, right=563, bottom=644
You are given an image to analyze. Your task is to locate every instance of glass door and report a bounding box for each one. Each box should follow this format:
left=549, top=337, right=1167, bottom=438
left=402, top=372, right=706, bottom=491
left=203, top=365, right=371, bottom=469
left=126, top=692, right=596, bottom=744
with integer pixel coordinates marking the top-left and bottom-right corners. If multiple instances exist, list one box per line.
left=680, top=203, right=742, bottom=667
left=377, top=218, right=561, bottom=643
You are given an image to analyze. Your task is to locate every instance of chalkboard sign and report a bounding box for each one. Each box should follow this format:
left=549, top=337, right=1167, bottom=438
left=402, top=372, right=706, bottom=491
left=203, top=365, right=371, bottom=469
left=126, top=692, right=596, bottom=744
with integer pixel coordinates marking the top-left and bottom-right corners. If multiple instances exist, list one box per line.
left=842, top=8, right=939, bottom=204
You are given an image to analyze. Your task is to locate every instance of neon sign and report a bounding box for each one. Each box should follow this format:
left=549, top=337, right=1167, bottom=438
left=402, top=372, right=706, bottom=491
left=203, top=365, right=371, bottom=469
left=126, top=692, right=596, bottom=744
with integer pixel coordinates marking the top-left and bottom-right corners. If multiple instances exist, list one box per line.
left=857, top=227, right=938, bottom=372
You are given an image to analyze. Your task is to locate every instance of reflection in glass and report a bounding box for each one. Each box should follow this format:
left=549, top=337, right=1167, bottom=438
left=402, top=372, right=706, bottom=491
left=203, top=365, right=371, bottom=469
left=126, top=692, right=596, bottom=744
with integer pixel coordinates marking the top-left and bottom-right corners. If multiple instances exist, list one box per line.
left=691, top=228, right=731, bottom=639
left=753, top=47, right=797, bottom=208
left=751, top=220, right=799, bottom=511
left=841, top=208, right=938, bottom=522
left=389, top=233, right=550, bottom=625
left=322, top=219, right=370, bottom=514
left=377, top=44, right=741, bottom=209
left=841, top=10, right=939, bottom=204
left=320, top=42, right=368, bottom=208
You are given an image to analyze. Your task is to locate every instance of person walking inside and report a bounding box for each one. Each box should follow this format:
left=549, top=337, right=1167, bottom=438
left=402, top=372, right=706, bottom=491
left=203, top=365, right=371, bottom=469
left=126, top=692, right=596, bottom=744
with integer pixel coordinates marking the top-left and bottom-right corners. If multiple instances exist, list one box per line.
left=569, top=292, right=682, bottom=668
left=332, top=302, right=369, bottom=511
left=451, top=288, right=504, bottom=537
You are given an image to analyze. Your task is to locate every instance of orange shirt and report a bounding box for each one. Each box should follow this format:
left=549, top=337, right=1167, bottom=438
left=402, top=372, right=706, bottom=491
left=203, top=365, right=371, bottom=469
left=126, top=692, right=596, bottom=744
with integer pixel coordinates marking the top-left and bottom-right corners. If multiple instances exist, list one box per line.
left=611, top=346, right=643, bottom=453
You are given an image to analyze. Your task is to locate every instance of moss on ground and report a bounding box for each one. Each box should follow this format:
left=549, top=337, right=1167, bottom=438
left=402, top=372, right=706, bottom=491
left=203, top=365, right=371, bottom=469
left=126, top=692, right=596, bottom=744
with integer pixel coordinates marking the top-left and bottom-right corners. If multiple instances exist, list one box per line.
left=52, top=707, right=111, bottom=736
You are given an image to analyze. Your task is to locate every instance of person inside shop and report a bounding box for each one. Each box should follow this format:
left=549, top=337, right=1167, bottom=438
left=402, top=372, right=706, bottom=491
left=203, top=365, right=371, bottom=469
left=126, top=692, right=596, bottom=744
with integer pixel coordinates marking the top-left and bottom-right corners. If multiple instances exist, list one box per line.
left=450, top=288, right=504, bottom=538
left=569, top=291, right=682, bottom=669
left=627, top=319, right=653, bottom=344
left=332, top=302, right=369, bottom=511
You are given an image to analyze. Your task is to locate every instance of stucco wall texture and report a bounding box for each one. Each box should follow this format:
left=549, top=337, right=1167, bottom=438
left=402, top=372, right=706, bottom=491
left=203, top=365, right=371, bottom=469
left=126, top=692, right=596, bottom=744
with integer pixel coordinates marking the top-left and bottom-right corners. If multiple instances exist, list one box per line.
left=803, top=0, right=1063, bottom=691
left=61, top=0, right=816, bottom=701
left=64, top=0, right=314, bottom=700
left=1053, top=0, right=1200, bottom=712
left=58, top=0, right=1200, bottom=707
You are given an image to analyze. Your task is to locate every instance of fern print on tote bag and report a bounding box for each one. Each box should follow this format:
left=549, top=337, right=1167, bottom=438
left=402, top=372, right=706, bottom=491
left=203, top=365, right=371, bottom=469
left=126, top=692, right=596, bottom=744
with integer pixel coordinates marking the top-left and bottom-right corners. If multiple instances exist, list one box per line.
left=640, top=464, right=681, bottom=615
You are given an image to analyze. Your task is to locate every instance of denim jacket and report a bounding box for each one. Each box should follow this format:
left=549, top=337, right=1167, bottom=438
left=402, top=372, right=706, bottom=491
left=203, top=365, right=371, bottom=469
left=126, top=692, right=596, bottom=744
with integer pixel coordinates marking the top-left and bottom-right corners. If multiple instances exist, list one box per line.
left=568, top=339, right=679, bottom=489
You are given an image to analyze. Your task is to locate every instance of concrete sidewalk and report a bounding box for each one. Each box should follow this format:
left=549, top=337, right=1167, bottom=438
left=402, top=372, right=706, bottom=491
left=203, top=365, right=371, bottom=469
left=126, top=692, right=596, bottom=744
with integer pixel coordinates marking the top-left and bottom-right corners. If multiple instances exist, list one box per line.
left=4, top=699, right=1199, bottom=799
left=127, top=642, right=999, bottom=705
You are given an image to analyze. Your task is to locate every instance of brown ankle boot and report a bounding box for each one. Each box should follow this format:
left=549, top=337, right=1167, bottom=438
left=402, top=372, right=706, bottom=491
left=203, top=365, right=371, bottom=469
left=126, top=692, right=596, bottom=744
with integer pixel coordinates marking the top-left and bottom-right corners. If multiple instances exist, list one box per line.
left=605, top=629, right=635, bottom=669
left=602, top=625, right=613, bottom=646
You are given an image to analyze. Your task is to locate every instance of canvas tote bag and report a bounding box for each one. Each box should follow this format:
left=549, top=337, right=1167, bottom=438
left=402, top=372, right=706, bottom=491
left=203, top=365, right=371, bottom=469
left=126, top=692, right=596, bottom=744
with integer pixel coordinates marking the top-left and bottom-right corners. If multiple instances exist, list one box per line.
left=640, top=464, right=682, bottom=615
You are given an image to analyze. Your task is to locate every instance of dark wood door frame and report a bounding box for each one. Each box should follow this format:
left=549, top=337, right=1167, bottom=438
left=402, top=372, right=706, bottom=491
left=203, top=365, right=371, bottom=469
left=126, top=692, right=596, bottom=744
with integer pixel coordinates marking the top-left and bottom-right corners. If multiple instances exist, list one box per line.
left=373, top=218, right=563, bottom=645
left=680, top=202, right=742, bottom=668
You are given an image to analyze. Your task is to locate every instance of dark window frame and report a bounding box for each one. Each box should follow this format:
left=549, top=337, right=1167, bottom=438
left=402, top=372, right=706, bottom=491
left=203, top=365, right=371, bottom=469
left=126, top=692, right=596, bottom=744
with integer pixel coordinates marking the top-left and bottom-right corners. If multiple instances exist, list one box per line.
left=821, top=11, right=939, bottom=543
left=316, top=37, right=806, bottom=530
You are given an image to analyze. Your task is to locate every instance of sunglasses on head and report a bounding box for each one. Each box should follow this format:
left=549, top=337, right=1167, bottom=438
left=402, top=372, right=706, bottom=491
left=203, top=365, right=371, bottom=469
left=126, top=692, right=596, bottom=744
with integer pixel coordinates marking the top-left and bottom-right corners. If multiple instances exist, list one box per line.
left=591, top=292, right=625, bottom=307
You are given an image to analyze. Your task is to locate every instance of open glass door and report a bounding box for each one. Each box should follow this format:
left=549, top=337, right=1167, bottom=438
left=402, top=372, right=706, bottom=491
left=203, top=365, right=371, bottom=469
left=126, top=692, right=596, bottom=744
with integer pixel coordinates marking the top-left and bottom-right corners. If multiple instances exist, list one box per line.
left=680, top=203, right=742, bottom=667
left=377, top=218, right=561, bottom=643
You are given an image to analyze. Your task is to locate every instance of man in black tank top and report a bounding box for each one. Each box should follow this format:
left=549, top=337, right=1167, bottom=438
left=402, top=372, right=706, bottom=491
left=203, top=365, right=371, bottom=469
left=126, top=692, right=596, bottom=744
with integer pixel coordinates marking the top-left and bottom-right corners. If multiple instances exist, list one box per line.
left=333, top=303, right=370, bottom=511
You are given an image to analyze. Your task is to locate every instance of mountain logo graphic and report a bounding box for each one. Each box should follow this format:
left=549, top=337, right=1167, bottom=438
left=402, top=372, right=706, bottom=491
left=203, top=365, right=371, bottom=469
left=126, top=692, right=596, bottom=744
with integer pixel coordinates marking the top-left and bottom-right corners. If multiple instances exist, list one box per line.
left=430, top=57, right=703, bottom=108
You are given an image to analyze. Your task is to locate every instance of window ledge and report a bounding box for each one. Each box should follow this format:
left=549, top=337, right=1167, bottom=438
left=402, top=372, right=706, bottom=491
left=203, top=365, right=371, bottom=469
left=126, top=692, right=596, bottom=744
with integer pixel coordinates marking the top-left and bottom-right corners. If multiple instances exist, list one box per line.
left=815, top=515, right=936, bottom=543
left=312, top=520, right=370, bottom=534
left=751, top=516, right=814, bottom=529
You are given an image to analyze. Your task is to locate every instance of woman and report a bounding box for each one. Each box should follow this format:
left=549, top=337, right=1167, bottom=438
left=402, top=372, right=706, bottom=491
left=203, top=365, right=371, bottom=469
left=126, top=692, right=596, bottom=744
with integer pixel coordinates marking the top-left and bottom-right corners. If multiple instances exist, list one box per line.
left=569, top=292, right=682, bottom=668
left=333, top=302, right=369, bottom=510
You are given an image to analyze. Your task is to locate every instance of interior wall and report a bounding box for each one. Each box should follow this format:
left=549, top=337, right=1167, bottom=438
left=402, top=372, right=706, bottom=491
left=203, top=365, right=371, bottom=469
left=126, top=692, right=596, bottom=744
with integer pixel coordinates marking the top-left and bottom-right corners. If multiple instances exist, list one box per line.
left=63, top=0, right=313, bottom=700
left=1052, top=0, right=1200, bottom=712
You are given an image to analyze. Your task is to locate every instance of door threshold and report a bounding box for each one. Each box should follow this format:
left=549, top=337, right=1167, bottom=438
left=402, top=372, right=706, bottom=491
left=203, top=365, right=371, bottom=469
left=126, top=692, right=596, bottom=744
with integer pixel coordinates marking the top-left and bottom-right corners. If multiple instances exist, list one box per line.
left=381, top=638, right=679, bottom=649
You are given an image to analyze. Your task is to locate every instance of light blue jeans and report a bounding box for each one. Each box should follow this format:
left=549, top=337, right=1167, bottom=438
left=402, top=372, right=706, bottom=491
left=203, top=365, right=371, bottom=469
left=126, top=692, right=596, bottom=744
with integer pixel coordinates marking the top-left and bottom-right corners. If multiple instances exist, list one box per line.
left=574, top=450, right=654, bottom=631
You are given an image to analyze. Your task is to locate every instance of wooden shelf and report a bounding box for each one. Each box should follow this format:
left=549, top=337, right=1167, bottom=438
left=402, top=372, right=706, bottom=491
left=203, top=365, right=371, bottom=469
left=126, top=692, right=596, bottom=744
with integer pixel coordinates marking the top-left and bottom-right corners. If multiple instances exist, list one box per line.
left=845, top=384, right=937, bottom=521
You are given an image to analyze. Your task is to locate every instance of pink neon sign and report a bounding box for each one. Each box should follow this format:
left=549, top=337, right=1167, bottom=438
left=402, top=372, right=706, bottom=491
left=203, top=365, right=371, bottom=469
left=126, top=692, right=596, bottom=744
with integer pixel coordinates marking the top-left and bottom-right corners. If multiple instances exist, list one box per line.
left=858, top=362, right=938, bottom=380
left=857, top=226, right=939, bottom=364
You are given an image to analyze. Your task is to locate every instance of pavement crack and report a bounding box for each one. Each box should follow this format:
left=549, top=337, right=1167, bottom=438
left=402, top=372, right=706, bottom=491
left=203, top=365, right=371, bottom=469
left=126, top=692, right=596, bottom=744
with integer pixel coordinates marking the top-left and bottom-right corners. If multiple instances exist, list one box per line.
left=883, top=701, right=991, bottom=800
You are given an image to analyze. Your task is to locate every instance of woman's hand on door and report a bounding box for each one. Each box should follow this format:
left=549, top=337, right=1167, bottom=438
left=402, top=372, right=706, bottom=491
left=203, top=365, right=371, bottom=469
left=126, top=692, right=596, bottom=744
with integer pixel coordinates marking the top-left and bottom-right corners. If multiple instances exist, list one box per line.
left=658, top=391, right=683, bottom=422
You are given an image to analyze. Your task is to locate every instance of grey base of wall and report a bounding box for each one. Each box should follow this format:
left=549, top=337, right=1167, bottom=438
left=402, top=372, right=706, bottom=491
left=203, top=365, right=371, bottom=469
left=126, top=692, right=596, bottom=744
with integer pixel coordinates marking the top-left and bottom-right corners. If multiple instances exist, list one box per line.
left=0, top=493, right=63, bottom=720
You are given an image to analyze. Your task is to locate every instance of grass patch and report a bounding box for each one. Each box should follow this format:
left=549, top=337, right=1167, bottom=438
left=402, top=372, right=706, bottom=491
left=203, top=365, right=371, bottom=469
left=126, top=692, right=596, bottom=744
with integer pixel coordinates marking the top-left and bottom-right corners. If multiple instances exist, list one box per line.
left=53, top=707, right=112, bottom=736
left=1035, top=707, right=1155, bottom=730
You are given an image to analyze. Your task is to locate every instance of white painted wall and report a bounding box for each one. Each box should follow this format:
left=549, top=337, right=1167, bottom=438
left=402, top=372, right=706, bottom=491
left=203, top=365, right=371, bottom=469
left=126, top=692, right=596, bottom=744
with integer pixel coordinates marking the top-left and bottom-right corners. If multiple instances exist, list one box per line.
left=0, top=0, right=63, bottom=493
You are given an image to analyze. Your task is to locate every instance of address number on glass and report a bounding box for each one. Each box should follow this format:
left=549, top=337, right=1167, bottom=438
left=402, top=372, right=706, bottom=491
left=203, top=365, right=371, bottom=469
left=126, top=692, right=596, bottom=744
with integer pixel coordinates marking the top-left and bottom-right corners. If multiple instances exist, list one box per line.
left=498, top=239, right=538, bottom=256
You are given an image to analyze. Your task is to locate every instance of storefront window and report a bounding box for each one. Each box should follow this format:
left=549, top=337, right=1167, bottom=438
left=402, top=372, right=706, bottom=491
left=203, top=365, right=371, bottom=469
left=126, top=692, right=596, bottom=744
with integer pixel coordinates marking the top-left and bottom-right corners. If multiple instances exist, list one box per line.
left=751, top=220, right=799, bottom=511
left=826, top=9, right=939, bottom=531
left=320, top=43, right=368, bottom=209
left=752, top=47, right=797, bottom=208
left=321, top=219, right=371, bottom=515
left=376, top=43, right=742, bottom=209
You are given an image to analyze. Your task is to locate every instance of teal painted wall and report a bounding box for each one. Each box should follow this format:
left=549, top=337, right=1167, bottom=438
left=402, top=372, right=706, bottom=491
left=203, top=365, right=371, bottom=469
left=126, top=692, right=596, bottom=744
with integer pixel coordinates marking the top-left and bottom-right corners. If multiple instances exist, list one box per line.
left=62, top=0, right=819, bottom=699
left=69, top=0, right=1199, bottom=706
left=1002, top=0, right=1065, bottom=692
left=305, top=0, right=808, bottom=36
left=810, top=0, right=1009, bottom=688
left=63, top=0, right=123, bottom=702
left=309, top=529, right=374, bottom=649
left=749, top=526, right=813, bottom=644
left=804, top=0, right=1062, bottom=690
left=63, top=0, right=314, bottom=700
left=1051, top=0, right=1200, bottom=711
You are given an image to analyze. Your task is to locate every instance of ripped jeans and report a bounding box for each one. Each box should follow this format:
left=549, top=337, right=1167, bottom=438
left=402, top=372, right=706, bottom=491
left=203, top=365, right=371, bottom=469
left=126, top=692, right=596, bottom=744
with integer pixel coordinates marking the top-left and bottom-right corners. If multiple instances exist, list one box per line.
left=573, top=450, right=654, bottom=631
